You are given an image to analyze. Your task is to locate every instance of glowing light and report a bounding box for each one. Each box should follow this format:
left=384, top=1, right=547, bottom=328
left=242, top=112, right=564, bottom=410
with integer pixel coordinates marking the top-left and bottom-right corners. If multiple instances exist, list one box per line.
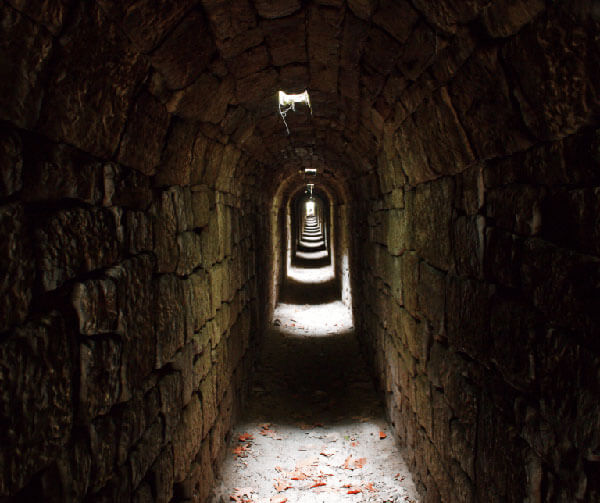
left=278, top=90, right=311, bottom=134
left=305, top=200, right=315, bottom=215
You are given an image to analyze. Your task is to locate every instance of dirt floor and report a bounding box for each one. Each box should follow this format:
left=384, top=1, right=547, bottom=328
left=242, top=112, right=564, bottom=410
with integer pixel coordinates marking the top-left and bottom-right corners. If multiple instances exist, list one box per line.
left=209, top=265, right=418, bottom=503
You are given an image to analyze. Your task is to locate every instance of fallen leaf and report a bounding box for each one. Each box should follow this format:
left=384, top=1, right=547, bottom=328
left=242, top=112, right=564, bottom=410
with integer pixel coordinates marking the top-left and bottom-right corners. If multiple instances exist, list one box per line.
left=274, top=479, right=291, bottom=492
left=310, top=481, right=326, bottom=488
left=379, top=431, right=387, bottom=439
left=347, top=489, right=361, bottom=494
left=233, top=444, right=250, bottom=458
left=320, top=451, right=334, bottom=457
left=350, top=441, right=359, bottom=447
left=363, top=482, right=377, bottom=492
left=230, top=487, right=254, bottom=502
left=270, top=497, right=287, bottom=503
left=342, top=456, right=366, bottom=470
left=239, top=433, right=254, bottom=442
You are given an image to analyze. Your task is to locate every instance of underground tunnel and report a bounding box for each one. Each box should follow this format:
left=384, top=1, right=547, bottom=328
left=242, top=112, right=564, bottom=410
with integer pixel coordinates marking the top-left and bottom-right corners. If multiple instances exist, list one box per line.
left=1, top=0, right=600, bottom=501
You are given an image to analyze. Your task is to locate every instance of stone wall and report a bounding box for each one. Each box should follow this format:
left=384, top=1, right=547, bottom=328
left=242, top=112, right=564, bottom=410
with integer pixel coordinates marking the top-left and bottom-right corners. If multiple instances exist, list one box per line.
left=353, top=4, right=600, bottom=502
left=0, top=2, right=267, bottom=500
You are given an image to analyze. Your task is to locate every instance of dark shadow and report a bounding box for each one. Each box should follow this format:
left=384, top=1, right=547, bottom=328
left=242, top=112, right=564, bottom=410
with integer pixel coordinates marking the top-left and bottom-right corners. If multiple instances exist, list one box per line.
left=245, top=325, right=381, bottom=425
left=279, top=276, right=340, bottom=304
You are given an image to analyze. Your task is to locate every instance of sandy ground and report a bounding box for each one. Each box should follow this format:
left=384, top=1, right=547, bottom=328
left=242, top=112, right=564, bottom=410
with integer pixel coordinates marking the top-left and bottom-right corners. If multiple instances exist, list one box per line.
left=209, top=286, right=419, bottom=503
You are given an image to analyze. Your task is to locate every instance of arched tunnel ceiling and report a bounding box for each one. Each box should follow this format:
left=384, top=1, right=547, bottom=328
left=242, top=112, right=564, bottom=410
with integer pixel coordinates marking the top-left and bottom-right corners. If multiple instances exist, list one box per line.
left=12, top=0, right=597, bottom=199
left=88, top=0, right=526, bottom=191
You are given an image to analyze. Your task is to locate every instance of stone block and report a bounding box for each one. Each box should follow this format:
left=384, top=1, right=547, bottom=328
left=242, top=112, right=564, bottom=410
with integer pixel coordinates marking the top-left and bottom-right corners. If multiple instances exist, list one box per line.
left=80, top=336, right=123, bottom=421
left=520, top=238, right=600, bottom=332
left=107, top=255, right=156, bottom=391
left=150, top=9, right=215, bottom=88
left=97, top=0, right=195, bottom=53
left=347, top=0, right=377, bottom=20
left=177, top=231, right=203, bottom=276
left=201, top=0, right=256, bottom=41
left=200, top=373, right=217, bottom=438
left=452, top=215, right=484, bottom=279
left=489, top=295, right=538, bottom=391
left=503, top=14, right=593, bottom=141
left=115, top=394, right=148, bottom=466
left=36, top=207, right=119, bottom=291
left=0, top=126, right=22, bottom=197
left=414, top=178, right=454, bottom=271
left=37, top=2, right=148, bottom=158
left=132, top=483, right=153, bottom=503
left=0, top=313, right=72, bottom=495
left=397, top=22, right=438, bottom=81
left=450, top=47, right=531, bottom=159
left=151, top=445, right=174, bottom=503
left=481, top=0, right=545, bottom=38
left=188, top=271, right=212, bottom=334
left=129, top=419, right=163, bottom=488
left=73, top=278, right=119, bottom=335
left=446, top=275, right=490, bottom=360
left=158, top=371, right=183, bottom=440
left=235, top=68, right=279, bottom=104
left=155, top=120, right=202, bottom=187
left=191, top=186, right=212, bottom=228
left=476, top=397, right=526, bottom=502
left=411, top=0, right=488, bottom=33
left=263, top=12, right=307, bottom=66
left=22, top=141, right=104, bottom=205
left=171, top=74, right=235, bottom=124
left=6, top=0, right=71, bottom=35
left=417, top=261, right=446, bottom=335
left=89, top=414, right=118, bottom=491
left=124, top=210, right=154, bottom=254
left=172, top=395, right=203, bottom=482
left=372, top=0, right=418, bottom=43
left=117, top=91, right=170, bottom=176
left=454, top=163, right=484, bottom=216
left=397, top=88, right=474, bottom=185
left=485, top=184, right=544, bottom=236
left=0, top=203, right=33, bottom=332
left=226, top=45, right=269, bottom=80
left=155, top=274, right=186, bottom=367
left=254, top=0, right=300, bottom=18
left=384, top=208, right=413, bottom=256
left=484, top=227, right=522, bottom=288
left=153, top=190, right=179, bottom=273
left=0, top=3, right=52, bottom=128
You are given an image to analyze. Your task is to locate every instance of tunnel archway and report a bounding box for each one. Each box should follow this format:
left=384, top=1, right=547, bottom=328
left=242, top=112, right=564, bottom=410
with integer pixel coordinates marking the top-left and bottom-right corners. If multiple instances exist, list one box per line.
left=1, top=1, right=599, bottom=502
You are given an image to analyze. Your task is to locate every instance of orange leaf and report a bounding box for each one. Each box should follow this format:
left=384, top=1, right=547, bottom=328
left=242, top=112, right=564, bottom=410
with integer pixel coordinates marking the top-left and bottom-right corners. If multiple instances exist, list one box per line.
left=379, top=431, right=387, bottom=439
left=270, top=497, right=287, bottom=503
left=233, top=444, right=249, bottom=457
left=355, top=457, right=366, bottom=468
left=273, top=479, right=291, bottom=492
left=239, top=433, right=254, bottom=442
left=363, top=482, right=376, bottom=492
left=348, top=489, right=361, bottom=494
left=342, top=455, right=366, bottom=470
left=310, top=481, right=326, bottom=488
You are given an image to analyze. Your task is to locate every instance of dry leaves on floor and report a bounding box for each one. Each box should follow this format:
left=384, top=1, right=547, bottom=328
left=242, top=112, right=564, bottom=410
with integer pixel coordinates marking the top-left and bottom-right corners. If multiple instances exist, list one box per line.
left=230, top=486, right=254, bottom=502
left=342, top=455, right=366, bottom=470
left=259, top=423, right=282, bottom=440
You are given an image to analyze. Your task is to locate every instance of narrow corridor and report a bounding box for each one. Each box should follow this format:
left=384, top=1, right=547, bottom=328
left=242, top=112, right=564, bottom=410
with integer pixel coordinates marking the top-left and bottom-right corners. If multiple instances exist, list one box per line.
left=2, top=2, right=599, bottom=502
left=210, top=287, right=417, bottom=503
